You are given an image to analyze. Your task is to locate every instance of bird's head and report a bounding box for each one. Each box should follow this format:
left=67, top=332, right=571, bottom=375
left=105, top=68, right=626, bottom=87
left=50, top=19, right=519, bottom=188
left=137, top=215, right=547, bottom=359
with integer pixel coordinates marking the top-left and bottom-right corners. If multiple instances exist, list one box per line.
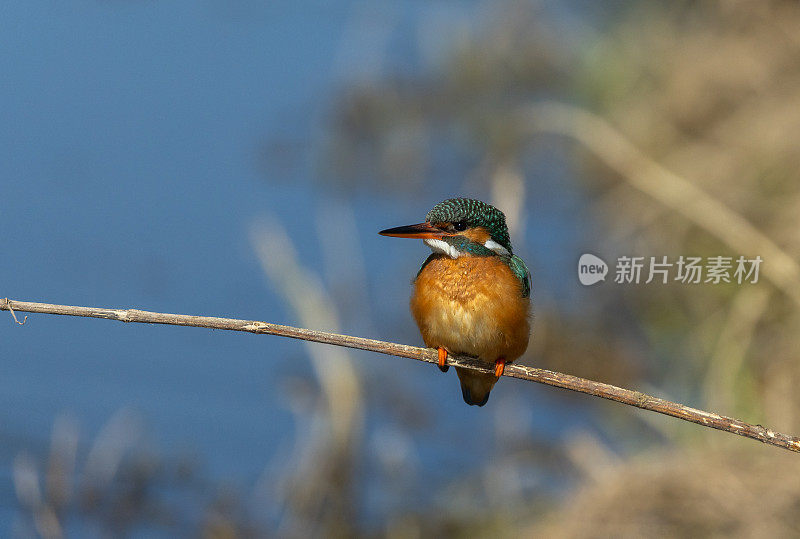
left=379, top=198, right=512, bottom=258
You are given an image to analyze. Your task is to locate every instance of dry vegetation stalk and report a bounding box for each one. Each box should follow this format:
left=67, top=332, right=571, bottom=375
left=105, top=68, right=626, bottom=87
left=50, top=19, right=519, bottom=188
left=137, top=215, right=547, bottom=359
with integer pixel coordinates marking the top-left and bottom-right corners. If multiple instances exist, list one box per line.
left=3, top=297, right=799, bottom=454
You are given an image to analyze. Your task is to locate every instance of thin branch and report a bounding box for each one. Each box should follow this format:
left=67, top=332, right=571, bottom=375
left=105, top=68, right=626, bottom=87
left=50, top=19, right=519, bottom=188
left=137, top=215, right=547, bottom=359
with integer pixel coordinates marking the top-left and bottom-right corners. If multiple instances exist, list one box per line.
left=3, top=297, right=799, bottom=454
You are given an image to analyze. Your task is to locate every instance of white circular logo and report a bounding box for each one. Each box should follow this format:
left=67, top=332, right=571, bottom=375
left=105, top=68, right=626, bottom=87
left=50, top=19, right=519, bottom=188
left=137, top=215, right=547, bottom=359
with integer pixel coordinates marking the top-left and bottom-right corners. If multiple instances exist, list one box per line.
left=578, top=254, right=608, bottom=286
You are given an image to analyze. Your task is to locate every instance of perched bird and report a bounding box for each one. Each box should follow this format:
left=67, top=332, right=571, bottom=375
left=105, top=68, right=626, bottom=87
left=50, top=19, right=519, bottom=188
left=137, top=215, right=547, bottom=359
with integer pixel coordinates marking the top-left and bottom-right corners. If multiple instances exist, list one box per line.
left=380, top=198, right=531, bottom=406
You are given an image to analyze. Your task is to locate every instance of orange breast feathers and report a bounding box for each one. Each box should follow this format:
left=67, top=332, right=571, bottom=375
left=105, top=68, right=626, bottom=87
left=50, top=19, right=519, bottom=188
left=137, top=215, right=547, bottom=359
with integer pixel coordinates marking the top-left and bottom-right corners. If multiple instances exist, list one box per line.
left=410, top=255, right=531, bottom=364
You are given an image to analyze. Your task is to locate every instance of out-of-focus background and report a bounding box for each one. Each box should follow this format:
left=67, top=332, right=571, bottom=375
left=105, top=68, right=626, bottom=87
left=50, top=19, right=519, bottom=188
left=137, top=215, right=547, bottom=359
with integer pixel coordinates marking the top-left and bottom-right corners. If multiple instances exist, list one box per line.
left=3, top=0, right=800, bottom=536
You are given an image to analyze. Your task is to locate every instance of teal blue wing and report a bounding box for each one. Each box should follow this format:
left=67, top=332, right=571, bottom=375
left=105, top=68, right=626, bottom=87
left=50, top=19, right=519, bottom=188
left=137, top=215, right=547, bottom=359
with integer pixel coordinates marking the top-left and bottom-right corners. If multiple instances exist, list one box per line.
left=506, top=255, right=531, bottom=298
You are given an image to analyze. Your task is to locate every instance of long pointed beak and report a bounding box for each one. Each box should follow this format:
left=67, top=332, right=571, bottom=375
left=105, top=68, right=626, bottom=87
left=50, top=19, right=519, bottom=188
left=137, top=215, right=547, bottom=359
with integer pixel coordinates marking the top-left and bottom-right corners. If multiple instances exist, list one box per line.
left=379, top=222, right=447, bottom=239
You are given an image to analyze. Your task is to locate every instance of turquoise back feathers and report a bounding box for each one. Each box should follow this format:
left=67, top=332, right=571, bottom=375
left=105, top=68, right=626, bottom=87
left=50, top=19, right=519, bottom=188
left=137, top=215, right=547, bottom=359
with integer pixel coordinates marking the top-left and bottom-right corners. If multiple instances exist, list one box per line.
left=507, top=254, right=531, bottom=298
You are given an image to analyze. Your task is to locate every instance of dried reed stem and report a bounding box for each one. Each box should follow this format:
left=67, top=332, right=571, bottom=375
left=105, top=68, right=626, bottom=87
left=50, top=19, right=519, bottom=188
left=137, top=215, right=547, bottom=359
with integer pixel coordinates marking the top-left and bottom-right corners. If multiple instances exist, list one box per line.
left=523, top=102, right=800, bottom=308
left=3, top=297, right=799, bottom=453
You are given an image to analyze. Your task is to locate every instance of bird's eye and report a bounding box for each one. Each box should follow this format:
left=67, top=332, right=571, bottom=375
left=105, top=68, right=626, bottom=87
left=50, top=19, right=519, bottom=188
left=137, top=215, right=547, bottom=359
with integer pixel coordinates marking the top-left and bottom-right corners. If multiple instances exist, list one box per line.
left=453, top=221, right=467, bottom=232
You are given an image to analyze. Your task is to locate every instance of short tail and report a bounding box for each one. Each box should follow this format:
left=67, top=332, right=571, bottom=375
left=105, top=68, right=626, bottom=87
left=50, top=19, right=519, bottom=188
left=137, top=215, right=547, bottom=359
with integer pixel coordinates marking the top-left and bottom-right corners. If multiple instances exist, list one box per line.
left=455, top=367, right=498, bottom=407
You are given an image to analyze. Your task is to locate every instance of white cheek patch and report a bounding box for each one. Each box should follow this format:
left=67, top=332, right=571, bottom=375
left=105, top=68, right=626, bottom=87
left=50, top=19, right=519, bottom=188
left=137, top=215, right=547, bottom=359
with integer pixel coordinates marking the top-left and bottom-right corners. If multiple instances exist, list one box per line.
left=484, top=239, right=510, bottom=256
left=424, top=238, right=461, bottom=259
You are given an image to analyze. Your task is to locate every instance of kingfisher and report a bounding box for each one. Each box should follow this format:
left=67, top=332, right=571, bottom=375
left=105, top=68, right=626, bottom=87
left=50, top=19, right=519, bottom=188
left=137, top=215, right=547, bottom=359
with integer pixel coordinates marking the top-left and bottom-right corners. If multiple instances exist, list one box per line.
left=380, top=198, right=532, bottom=406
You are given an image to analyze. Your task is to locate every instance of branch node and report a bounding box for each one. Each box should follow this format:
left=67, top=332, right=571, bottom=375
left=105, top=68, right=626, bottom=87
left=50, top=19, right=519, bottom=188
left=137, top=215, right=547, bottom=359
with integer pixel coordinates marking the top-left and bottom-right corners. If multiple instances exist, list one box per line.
left=634, top=391, right=649, bottom=407
left=244, top=322, right=269, bottom=332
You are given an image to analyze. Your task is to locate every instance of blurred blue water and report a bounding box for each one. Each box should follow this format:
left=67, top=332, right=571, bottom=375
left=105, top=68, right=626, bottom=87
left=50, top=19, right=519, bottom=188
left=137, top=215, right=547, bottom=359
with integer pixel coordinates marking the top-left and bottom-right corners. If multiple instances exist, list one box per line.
left=1, top=0, right=602, bottom=530
left=2, top=1, right=359, bottom=518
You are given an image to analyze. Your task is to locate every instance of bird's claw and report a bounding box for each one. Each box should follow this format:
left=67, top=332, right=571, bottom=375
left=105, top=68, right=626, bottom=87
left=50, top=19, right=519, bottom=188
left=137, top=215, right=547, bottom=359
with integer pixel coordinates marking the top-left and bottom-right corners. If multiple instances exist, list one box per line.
left=494, top=358, right=506, bottom=378
left=437, top=347, right=449, bottom=373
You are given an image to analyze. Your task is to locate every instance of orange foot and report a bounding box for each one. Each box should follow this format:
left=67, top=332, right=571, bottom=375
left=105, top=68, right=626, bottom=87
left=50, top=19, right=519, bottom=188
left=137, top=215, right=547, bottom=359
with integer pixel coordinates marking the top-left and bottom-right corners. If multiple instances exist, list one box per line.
left=494, top=357, right=506, bottom=378
left=437, top=347, right=449, bottom=373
